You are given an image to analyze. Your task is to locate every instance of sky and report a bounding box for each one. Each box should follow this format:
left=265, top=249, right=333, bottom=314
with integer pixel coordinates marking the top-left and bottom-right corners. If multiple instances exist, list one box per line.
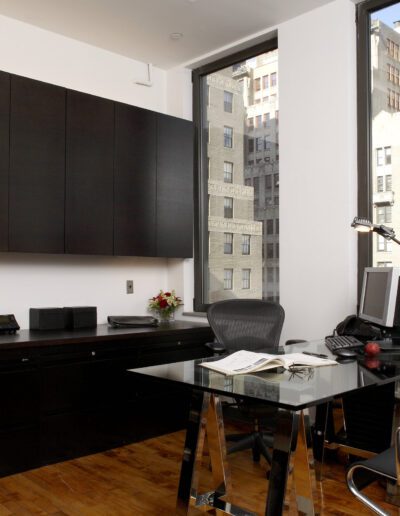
left=374, top=3, right=400, bottom=27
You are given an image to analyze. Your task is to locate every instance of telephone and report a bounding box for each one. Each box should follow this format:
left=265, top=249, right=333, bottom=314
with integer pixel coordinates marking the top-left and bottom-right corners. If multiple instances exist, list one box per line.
left=0, top=314, right=20, bottom=334
left=334, top=314, right=382, bottom=341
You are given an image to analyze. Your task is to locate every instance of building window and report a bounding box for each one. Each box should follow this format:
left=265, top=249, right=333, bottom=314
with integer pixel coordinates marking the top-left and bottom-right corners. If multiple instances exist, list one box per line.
left=266, top=219, right=274, bottom=234
left=242, top=234, right=250, bottom=255
left=377, top=175, right=384, bottom=192
left=224, top=233, right=233, bottom=254
left=376, top=205, right=392, bottom=223
left=242, top=269, right=251, bottom=289
left=377, top=235, right=392, bottom=252
left=266, top=175, right=272, bottom=189
left=267, top=268, right=274, bottom=282
left=276, top=218, right=279, bottom=234
left=224, top=126, right=233, bottom=148
left=224, top=269, right=233, bottom=290
left=224, top=197, right=233, bottom=218
left=224, top=91, right=233, bottom=113
left=267, top=243, right=274, bottom=258
left=224, top=161, right=233, bottom=183
left=385, top=146, right=392, bottom=164
left=193, top=38, right=279, bottom=309
left=274, top=173, right=279, bottom=188
left=271, top=72, right=277, bottom=87
left=386, top=174, right=392, bottom=190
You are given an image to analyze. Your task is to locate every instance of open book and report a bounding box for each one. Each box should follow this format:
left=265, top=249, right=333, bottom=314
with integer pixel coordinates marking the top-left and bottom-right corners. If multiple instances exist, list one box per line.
left=200, top=349, right=337, bottom=376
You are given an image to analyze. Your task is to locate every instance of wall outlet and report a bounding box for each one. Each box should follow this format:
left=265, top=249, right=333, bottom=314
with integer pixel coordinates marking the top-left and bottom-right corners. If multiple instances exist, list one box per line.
left=126, top=280, right=134, bottom=294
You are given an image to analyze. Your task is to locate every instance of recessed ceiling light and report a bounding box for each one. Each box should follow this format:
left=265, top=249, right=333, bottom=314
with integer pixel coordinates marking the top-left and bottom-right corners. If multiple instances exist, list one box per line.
left=170, top=32, right=184, bottom=40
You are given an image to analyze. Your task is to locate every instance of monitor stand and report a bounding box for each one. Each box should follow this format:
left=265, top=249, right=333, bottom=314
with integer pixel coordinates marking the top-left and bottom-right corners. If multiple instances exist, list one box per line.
left=377, top=326, right=400, bottom=350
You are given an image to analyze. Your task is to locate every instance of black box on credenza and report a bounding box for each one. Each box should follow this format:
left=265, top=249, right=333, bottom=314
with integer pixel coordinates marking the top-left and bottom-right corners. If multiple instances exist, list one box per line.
left=63, top=306, right=97, bottom=329
left=29, top=308, right=65, bottom=330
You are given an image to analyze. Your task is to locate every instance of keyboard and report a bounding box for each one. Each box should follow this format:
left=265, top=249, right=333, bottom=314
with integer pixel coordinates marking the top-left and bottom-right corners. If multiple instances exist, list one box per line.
left=325, top=335, right=364, bottom=353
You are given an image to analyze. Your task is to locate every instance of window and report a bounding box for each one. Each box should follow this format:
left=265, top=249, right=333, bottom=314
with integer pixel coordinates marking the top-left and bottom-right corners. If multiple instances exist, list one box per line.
left=267, top=268, right=274, bottom=282
left=274, top=173, right=279, bottom=188
left=276, top=219, right=279, bottom=234
left=224, top=161, right=233, bottom=183
left=242, top=234, right=250, bottom=255
left=358, top=1, right=400, bottom=283
left=271, top=72, right=277, bottom=87
left=264, top=137, right=271, bottom=151
left=224, top=269, right=233, bottom=290
left=242, top=269, right=251, bottom=289
left=377, top=205, right=392, bottom=223
left=266, top=219, right=274, bottom=234
left=267, top=243, right=274, bottom=258
left=224, top=126, right=233, bottom=148
left=224, top=233, right=233, bottom=254
left=224, top=197, right=233, bottom=218
left=224, top=90, right=233, bottom=113
left=193, top=38, right=278, bottom=309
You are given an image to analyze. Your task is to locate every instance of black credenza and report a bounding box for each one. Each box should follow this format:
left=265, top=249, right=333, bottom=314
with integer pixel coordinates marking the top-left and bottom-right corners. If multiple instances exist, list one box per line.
left=0, top=321, right=213, bottom=476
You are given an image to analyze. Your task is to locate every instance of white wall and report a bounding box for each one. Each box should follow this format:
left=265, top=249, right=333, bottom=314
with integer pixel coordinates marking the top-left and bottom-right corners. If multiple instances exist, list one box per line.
left=279, top=0, right=358, bottom=341
left=0, top=14, right=174, bottom=329
left=0, top=0, right=359, bottom=336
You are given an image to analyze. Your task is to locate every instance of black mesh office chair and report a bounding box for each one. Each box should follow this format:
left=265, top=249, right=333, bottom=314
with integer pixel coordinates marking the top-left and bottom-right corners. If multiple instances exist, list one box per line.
left=206, top=299, right=285, bottom=466
left=346, top=427, right=400, bottom=515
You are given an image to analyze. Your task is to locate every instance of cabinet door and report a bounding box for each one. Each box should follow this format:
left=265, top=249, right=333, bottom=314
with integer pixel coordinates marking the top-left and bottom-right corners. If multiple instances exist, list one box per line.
left=114, top=103, right=156, bottom=256
left=66, top=90, right=114, bottom=255
left=9, top=75, right=65, bottom=253
left=0, top=72, right=9, bottom=251
left=156, top=114, right=194, bottom=258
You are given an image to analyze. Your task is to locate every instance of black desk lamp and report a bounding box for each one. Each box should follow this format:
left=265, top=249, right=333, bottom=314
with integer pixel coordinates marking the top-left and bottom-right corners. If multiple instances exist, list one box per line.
left=351, top=217, right=400, bottom=246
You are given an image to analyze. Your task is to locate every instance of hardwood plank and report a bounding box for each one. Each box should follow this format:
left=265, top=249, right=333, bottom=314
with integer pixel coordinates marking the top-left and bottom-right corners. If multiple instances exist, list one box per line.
left=0, top=429, right=394, bottom=515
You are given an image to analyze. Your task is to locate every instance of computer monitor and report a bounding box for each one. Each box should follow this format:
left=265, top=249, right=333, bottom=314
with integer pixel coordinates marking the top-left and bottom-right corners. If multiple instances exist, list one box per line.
left=359, top=267, right=400, bottom=328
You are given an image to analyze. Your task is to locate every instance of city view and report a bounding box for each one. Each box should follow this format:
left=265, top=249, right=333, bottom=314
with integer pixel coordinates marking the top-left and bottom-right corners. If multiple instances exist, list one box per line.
left=204, top=49, right=279, bottom=304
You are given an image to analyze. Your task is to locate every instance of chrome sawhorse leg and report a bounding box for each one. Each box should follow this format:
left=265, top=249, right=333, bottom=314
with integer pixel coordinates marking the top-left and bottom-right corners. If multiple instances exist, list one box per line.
left=176, top=389, right=328, bottom=516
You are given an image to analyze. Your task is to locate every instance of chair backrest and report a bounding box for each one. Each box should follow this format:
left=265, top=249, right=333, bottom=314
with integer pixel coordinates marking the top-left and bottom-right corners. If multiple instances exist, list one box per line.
left=207, top=299, right=285, bottom=353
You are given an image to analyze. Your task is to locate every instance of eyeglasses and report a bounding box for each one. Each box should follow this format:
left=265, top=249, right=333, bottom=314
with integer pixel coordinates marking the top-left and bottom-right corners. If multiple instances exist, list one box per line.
left=288, top=364, right=314, bottom=380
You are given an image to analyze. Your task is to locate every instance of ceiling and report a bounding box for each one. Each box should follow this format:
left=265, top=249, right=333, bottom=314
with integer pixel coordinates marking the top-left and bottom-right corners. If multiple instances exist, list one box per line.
left=0, top=0, right=336, bottom=69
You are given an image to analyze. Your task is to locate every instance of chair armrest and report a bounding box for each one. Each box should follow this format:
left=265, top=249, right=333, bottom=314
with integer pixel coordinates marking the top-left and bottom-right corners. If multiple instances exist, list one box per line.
left=205, top=341, right=226, bottom=354
left=285, top=339, right=307, bottom=346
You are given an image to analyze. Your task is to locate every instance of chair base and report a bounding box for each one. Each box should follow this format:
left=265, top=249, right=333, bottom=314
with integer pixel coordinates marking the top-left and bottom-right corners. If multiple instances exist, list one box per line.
left=227, top=431, right=273, bottom=464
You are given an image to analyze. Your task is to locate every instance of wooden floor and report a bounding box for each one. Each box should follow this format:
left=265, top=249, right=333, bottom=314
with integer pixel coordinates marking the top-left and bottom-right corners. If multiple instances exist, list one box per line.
left=0, top=430, right=396, bottom=515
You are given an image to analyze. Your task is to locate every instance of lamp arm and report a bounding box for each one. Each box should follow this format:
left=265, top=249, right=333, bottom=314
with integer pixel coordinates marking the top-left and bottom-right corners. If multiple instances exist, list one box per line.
left=375, top=224, right=400, bottom=245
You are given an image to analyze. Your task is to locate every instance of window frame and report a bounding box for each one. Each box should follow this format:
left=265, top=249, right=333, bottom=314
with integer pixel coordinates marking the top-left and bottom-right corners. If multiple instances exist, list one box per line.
left=192, top=36, right=278, bottom=312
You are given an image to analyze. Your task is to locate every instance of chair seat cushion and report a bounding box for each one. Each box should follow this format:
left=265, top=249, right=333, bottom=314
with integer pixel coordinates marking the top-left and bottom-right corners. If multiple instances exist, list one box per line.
left=352, top=447, right=396, bottom=480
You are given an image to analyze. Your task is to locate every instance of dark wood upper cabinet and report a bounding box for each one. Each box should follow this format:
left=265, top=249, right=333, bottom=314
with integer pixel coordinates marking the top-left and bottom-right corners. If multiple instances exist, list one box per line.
left=0, top=72, right=10, bottom=251
left=156, top=114, right=194, bottom=258
left=9, top=75, right=66, bottom=253
left=66, top=91, right=114, bottom=255
left=114, top=103, right=157, bottom=256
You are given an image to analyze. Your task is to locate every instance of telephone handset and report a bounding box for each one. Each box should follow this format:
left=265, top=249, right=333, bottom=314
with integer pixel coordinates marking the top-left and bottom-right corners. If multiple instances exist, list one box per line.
left=334, top=314, right=381, bottom=340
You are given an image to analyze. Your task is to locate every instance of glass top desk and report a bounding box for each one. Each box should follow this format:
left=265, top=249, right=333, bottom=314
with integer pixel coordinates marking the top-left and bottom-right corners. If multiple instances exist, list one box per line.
left=129, top=340, right=400, bottom=516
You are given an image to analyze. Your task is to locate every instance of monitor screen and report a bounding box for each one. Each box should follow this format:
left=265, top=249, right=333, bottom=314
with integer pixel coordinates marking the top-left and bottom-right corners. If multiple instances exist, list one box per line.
left=359, top=267, right=400, bottom=327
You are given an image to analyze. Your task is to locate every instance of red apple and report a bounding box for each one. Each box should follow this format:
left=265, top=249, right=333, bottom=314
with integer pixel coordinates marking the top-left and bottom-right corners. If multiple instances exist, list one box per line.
left=364, top=341, right=381, bottom=356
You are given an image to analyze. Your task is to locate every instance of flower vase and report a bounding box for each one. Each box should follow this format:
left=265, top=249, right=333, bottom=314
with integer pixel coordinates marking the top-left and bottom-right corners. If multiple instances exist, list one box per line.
left=157, top=310, right=175, bottom=324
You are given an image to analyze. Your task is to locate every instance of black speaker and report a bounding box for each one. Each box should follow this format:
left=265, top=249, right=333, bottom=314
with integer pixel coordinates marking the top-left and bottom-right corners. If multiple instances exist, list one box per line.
left=29, top=308, right=64, bottom=330
left=63, top=306, right=97, bottom=329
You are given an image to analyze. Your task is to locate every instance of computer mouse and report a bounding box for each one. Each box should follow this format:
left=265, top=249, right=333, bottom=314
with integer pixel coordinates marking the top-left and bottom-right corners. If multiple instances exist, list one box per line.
left=335, top=348, right=358, bottom=358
